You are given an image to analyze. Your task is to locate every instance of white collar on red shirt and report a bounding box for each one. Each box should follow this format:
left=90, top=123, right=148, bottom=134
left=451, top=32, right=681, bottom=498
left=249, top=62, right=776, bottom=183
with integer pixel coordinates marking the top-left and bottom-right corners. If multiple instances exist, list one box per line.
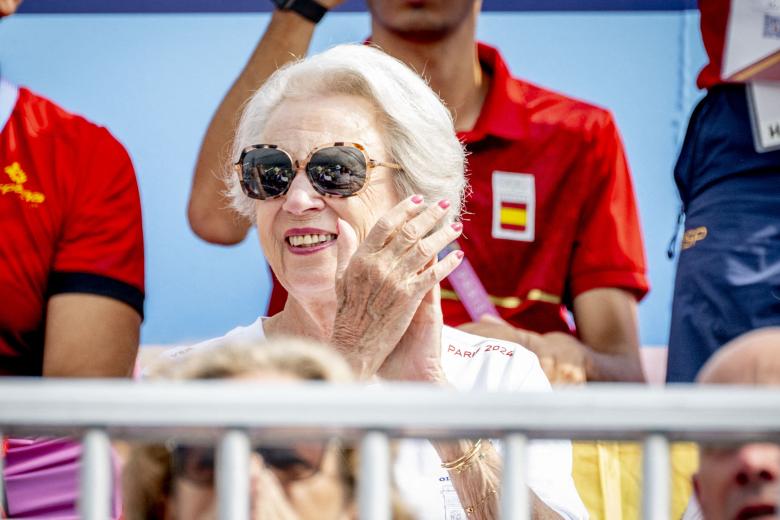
left=0, top=78, right=19, bottom=134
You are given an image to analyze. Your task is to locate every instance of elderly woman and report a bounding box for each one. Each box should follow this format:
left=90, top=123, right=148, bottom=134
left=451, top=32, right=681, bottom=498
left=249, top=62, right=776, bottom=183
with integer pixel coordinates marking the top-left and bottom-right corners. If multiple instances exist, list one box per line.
left=187, top=44, right=585, bottom=519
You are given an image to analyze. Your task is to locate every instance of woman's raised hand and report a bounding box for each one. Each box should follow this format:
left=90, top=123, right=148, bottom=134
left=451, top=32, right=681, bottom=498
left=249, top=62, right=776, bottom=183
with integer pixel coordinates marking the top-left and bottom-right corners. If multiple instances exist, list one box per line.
left=330, top=195, right=464, bottom=379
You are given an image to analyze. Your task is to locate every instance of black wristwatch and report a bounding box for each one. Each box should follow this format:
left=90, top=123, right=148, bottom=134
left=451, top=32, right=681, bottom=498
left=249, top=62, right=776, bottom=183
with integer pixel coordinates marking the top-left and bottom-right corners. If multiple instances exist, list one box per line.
left=272, top=0, right=328, bottom=24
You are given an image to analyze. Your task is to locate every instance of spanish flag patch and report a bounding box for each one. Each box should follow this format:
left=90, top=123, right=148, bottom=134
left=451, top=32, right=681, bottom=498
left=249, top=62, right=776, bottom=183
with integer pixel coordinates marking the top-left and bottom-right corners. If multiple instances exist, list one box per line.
left=491, top=171, right=535, bottom=242
left=499, top=201, right=527, bottom=231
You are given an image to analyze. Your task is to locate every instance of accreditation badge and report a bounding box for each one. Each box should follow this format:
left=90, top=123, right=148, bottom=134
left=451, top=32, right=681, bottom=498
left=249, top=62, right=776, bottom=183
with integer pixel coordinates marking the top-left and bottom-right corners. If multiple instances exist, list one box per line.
left=747, top=82, right=780, bottom=153
left=491, top=172, right=535, bottom=242
left=722, top=0, right=780, bottom=82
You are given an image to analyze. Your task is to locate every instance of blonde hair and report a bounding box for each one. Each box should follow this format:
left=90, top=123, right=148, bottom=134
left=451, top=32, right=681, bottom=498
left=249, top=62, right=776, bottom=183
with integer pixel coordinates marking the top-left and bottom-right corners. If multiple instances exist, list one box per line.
left=148, top=336, right=353, bottom=383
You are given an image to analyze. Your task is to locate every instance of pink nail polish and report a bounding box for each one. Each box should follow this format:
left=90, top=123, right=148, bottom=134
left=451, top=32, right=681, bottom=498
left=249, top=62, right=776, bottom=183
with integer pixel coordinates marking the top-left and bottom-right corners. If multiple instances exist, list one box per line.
left=438, top=199, right=451, bottom=209
left=451, top=222, right=463, bottom=232
left=455, top=250, right=464, bottom=259
left=411, top=194, right=424, bottom=204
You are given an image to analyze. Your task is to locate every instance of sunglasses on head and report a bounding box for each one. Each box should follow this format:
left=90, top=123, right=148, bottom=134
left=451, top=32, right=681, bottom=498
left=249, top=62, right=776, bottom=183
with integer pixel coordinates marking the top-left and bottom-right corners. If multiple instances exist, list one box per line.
left=172, top=442, right=326, bottom=486
left=235, top=142, right=402, bottom=200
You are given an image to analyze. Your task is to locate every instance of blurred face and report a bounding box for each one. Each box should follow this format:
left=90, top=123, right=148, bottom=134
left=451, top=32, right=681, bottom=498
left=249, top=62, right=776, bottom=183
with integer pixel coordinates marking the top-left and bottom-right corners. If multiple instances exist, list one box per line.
left=367, top=0, right=477, bottom=42
left=695, top=442, right=780, bottom=520
left=171, top=369, right=351, bottom=520
left=253, top=94, right=400, bottom=302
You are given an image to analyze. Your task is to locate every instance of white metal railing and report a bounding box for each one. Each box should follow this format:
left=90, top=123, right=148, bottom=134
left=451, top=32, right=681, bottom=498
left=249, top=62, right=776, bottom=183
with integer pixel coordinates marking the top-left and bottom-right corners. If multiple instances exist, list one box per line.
left=1, top=380, right=780, bottom=519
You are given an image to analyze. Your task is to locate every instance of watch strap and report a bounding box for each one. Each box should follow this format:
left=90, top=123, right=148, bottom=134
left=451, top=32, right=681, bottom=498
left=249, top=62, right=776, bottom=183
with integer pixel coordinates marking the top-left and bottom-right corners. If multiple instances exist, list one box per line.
left=278, top=0, right=327, bottom=24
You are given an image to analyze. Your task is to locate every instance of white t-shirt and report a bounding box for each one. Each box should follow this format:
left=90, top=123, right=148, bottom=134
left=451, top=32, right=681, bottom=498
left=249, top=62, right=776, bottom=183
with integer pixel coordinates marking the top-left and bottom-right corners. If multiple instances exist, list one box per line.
left=169, top=318, right=588, bottom=519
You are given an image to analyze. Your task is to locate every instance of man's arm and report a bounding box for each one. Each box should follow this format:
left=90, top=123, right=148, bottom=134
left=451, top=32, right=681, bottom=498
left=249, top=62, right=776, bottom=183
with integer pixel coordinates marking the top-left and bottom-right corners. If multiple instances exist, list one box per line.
left=459, top=288, right=644, bottom=383
left=570, top=287, right=644, bottom=382
left=42, top=294, right=141, bottom=377
left=188, top=9, right=326, bottom=245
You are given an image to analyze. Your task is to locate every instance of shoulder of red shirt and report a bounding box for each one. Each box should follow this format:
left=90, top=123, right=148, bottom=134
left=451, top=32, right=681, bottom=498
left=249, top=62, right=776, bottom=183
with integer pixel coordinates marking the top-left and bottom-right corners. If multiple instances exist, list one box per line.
left=463, top=41, right=616, bottom=143
left=16, top=86, right=116, bottom=145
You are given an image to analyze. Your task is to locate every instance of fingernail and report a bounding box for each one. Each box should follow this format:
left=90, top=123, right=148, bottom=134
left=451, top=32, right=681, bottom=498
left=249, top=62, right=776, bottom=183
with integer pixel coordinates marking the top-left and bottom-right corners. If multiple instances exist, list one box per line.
left=438, top=199, right=451, bottom=209
left=411, top=194, right=424, bottom=204
left=451, top=222, right=463, bottom=232
left=455, top=250, right=464, bottom=259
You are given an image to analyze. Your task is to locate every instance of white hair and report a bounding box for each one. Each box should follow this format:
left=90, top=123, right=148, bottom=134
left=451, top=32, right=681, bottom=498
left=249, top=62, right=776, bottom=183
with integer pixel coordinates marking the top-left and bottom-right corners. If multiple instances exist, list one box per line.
left=227, top=43, right=467, bottom=223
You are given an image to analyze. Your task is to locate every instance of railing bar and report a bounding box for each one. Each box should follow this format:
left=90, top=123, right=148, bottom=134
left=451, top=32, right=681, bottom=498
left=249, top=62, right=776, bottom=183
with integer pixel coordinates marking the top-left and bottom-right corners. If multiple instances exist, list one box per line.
left=3, top=382, right=780, bottom=438
left=79, top=429, right=111, bottom=520
left=501, top=433, right=530, bottom=520
left=358, top=431, right=390, bottom=520
left=642, top=434, right=670, bottom=520
left=216, top=429, right=250, bottom=520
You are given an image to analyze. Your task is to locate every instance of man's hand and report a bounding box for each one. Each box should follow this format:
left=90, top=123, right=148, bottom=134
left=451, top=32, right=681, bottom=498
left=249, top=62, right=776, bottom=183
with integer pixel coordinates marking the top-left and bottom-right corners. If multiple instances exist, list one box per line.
left=529, top=331, right=587, bottom=385
left=458, top=315, right=586, bottom=384
left=458, top=288, right=644, bottom=383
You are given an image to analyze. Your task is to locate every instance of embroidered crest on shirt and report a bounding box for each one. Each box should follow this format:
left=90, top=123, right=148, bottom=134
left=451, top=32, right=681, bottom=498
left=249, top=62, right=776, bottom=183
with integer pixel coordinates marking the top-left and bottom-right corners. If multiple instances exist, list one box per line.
left=1, top=162, right=45, bottom=205
left=491, top=172, right=535, bottom=242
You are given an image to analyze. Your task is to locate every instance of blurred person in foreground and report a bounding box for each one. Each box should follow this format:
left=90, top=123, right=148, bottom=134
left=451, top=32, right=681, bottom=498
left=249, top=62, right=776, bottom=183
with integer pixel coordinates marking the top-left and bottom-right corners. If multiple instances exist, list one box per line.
left=176, top=43, right=586, bottom=519
left=687, top=327, right=780, bottom=519
left=187, top=0, right=649, bottom=385
left=124, top=339, right=414, bottom=520
left=1, top=1, right=144, bottom=517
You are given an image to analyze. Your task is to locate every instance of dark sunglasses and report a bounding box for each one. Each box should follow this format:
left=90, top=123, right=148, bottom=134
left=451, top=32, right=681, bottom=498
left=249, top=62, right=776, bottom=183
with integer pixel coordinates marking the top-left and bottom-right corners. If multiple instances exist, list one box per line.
left=234, top=142, right=402, bottom=200
left=172, top=442, right=326, bottom=486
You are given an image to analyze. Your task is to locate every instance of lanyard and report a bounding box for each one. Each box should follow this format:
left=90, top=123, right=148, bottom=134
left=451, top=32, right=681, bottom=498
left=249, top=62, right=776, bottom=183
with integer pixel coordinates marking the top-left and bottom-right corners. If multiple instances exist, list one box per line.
left=439, top=241, right=500, bottom=321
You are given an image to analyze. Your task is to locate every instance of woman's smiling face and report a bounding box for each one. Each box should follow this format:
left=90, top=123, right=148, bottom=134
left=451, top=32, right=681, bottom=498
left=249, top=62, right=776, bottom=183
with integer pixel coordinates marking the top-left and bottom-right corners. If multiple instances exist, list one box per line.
left=253, top=94, right=401, bottom=302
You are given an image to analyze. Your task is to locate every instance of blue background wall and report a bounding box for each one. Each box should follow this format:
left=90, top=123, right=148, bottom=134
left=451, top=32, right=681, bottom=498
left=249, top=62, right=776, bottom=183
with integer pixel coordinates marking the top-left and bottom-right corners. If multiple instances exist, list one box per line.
left=0, top=3, right=707, bottom=346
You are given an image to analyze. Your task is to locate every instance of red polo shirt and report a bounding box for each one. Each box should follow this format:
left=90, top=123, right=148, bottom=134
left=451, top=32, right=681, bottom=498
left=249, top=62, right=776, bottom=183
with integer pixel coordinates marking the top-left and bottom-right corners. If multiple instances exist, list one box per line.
left=0, top=84, right=145, bottom=375
left=438, top=43, right=647, bottom=333
left=267, top=43, right=648, bottom=334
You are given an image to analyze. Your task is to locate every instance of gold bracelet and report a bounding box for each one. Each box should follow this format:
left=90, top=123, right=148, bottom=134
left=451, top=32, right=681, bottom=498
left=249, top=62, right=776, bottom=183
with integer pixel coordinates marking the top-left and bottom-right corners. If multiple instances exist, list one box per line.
left=441, top=439, right=483, bottom=471
left=464, top=487, right=497, bottom=516
left=451, top=449, right=486, bottom=474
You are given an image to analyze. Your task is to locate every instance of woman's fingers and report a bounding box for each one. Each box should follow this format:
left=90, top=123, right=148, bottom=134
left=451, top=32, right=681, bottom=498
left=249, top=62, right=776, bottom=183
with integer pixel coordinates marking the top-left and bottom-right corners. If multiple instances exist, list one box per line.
left=418, top=249, right=464, bottom=290
left=401, top=220, right=463, bottom=272
left=361, top=194, right=426, bottom=252
left=385, top=198, right=453, bottom=257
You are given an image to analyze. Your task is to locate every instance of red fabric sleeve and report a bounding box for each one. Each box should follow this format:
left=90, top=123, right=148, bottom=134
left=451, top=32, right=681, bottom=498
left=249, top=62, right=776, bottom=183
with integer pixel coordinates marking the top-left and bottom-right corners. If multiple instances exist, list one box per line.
left=697, top=0, right=731, bottom=89
left=51, top=126, right=145, bottom=305
left=568, top=112, right=649, bottom=302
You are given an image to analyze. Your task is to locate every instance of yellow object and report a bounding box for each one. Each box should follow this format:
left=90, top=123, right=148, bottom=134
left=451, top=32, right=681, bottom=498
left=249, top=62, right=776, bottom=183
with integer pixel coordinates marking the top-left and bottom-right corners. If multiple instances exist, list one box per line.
left=499, top=206, right=527, bottom=226
left=526, top=289, right=561, bottom=305
left=440, top=289, right=560, bottom=308
left=572, top=441, right=699, bottom=520
left=1, top=162, right=45, bottom=204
